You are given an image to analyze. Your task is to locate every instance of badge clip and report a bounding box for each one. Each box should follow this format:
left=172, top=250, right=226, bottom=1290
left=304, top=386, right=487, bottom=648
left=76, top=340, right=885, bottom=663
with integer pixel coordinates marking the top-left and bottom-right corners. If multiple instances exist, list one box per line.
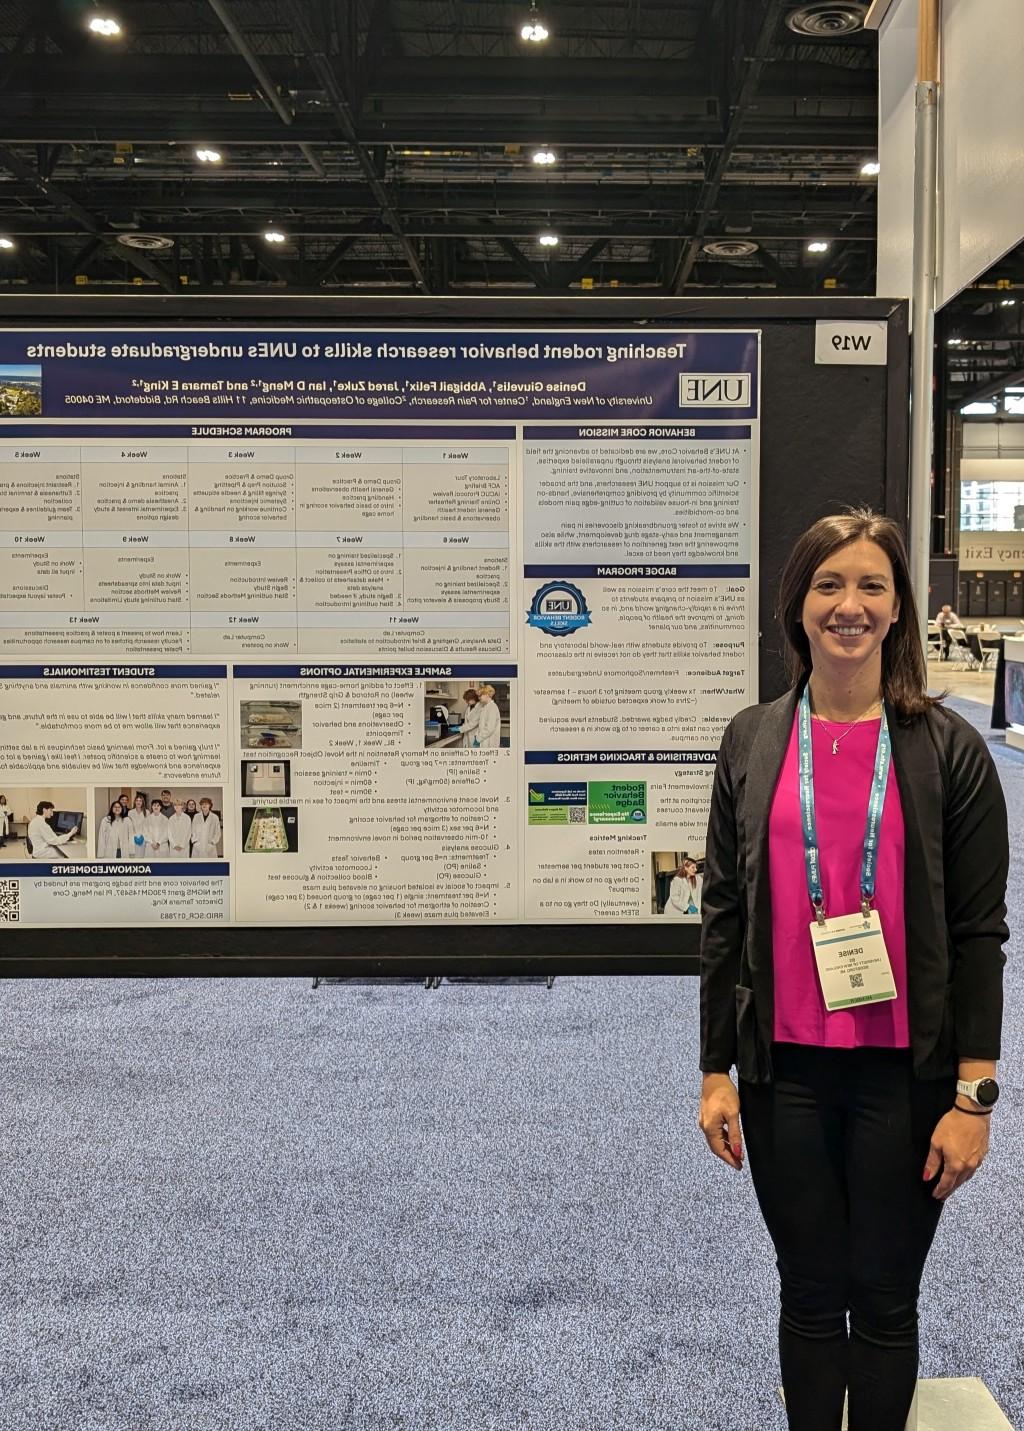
left=814, top=900, right=827, bottom=927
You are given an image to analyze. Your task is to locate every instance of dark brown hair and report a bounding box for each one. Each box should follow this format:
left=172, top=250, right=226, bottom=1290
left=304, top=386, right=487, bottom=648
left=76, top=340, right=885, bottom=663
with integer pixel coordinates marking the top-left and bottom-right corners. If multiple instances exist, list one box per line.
left=775, top=508, right=937, bottom=720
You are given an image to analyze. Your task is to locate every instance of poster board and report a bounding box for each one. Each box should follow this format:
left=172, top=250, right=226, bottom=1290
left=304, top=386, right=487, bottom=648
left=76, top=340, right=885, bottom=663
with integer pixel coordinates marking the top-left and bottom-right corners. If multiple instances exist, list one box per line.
left=0, top=297, right=908, bottom=975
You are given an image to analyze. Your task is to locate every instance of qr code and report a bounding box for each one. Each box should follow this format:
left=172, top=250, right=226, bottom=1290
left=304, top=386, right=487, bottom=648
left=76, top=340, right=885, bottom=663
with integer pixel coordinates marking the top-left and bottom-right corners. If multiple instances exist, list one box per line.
left=849, top=973, right=864, bottom=989
left=0, top=878, right=20, bottom=923
left=569, top=806, right=586, bottom=823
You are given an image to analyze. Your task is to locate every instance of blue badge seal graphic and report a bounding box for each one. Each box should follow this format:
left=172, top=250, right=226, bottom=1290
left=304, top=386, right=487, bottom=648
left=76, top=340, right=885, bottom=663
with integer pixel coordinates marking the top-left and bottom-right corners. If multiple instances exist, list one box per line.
left=526, top=580, right=592, bottom=637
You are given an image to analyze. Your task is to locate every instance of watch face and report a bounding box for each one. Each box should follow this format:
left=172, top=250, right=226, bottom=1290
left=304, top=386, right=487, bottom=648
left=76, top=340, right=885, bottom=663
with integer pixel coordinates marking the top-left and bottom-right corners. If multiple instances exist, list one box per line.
left=977, top=1078, right=1000, bottom=1107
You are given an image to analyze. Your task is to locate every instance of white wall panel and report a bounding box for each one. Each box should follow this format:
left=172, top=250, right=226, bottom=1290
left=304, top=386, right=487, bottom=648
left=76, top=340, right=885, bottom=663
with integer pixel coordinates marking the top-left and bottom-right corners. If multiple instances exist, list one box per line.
left=876, top=0, right=1024, bottom=308
left=962, top=457, right=1024, bottom=482
left=874, top=0, right=918, bottom=300
left=938, top=0, right=1024, bottom=306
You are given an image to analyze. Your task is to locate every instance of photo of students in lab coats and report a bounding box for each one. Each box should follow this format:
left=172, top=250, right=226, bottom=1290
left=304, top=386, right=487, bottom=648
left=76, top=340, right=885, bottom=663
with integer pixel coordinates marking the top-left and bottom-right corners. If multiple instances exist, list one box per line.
left=422, top=681, right=511, bottom=749
left=652, top=851, right=705, bottom=916
left=93, top=787, right=225, bottom=860
left=0, top=787, right=87, bottom=861
left=97, top=800, right=130, bottom=860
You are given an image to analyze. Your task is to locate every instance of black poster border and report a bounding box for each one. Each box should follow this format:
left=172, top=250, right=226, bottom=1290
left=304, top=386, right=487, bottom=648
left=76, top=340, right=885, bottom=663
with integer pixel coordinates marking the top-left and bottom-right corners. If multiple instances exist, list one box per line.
left=0, top=296, right=909, bottom=976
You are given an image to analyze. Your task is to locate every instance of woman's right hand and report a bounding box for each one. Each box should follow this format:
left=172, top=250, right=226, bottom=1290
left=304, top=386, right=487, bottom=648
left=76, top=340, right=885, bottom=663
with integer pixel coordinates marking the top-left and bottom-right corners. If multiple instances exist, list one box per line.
left=699, top=1073, right=744, bottom=1170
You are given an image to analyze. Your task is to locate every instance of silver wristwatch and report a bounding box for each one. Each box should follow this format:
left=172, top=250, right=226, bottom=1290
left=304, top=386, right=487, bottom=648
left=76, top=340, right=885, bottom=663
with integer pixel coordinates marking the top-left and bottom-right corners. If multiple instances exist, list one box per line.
left=956, top=1077, right=999, bottom=1109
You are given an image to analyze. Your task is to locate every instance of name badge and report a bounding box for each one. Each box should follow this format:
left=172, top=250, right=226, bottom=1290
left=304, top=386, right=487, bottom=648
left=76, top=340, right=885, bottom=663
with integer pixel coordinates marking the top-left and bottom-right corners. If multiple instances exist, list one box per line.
left=808, top=909, right=898, bottom=1011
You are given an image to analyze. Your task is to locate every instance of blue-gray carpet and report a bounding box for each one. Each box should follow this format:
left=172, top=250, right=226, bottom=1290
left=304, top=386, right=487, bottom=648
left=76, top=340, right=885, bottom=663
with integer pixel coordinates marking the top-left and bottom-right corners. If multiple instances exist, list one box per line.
left=0, top=699, right=1019, bottom=1430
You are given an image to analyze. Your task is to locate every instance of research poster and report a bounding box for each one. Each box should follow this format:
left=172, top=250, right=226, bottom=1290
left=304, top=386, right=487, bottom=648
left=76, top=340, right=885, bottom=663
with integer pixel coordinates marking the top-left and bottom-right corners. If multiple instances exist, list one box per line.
left=0, top=327, right=758, bottom=929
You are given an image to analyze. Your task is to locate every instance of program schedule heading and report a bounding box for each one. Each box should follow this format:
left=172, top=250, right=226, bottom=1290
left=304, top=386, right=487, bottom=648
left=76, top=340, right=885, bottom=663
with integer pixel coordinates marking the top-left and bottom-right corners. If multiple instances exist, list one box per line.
left=0, top=327, right=758, bottom=932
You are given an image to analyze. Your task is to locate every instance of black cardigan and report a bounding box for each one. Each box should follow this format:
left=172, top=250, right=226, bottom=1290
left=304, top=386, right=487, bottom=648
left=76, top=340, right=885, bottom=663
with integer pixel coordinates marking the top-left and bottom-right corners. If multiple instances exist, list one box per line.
left=699, top=686, right=1009, bottom=1083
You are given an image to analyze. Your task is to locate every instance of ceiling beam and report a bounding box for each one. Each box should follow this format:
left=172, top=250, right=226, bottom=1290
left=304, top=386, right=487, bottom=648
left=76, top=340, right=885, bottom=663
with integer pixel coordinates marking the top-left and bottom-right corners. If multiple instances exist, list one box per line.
left=0, top=115, right=877, bottom=148
left=564, top=238, right=610, bottom=284
left=949, top=367, right=1024, bottom=406
left=284, top=2, right=430, bottom=292
left=488, top=233, right=550, bottom=289
left=0, top=218, right=876, bottom=244
left=0, top=144, right=177, bottom=292
left=0, top=54, right=877, bottom=101
left=0, top=181, right=877, bottom=216
left=671, top=0, right=789, bottom=293
left=313, top=235, right=359, bottom=284
left=206, top=0, right=325, bottom=178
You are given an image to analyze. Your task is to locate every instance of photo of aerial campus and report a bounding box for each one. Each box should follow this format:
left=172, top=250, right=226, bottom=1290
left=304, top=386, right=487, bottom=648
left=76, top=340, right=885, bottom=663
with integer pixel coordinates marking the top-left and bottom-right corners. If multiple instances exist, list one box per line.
left=0, top=364, right=42, bottom=415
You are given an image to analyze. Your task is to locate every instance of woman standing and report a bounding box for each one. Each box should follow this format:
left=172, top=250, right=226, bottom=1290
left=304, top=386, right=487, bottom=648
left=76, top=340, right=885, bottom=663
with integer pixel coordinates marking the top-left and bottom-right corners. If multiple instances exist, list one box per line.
left=97, top=800, right=128, bottom=860
left=166, top=799, right=192, bottom=858
left=468, top=685, right=501, bottom=748
left=0, top=794, right=11, bottom=847
left=191, top=798, right=221, bottom=858
left=144, top=798, right=170, bottom=858
left=125, top=794, right=148, bottom=854
left=699, top=510, right=1008, bottom=1431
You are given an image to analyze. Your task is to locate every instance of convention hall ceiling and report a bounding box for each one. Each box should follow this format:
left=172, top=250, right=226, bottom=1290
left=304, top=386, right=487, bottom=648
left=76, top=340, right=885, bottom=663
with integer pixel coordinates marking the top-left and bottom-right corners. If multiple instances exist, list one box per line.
left=0, top=0, right=885, bottom=296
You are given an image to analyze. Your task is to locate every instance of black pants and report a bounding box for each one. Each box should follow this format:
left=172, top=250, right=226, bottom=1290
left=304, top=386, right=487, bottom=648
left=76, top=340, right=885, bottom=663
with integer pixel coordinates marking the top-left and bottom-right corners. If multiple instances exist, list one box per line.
left=740, top=1044, right=955, bottom=1431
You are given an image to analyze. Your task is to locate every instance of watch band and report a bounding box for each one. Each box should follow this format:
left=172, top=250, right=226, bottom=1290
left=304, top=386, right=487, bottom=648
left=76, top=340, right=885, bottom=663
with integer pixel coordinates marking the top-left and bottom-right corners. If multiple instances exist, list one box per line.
left=956, top=1077, right=999, bottom=1107
left=953, top=1101, right=992, bottom=1117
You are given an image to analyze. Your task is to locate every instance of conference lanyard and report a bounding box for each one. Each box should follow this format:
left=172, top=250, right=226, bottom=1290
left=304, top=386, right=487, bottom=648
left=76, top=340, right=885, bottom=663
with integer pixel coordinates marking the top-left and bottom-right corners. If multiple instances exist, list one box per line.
left=797, top=684, right=891, bottom=924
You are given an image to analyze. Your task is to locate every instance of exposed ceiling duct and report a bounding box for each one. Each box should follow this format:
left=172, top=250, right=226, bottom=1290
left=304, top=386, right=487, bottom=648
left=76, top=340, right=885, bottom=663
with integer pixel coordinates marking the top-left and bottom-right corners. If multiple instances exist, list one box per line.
left=116, top=233, right=175, bottom=252
left=786, top=4, right=868, bottom=36
left=703, top=239, right=760, bottom=259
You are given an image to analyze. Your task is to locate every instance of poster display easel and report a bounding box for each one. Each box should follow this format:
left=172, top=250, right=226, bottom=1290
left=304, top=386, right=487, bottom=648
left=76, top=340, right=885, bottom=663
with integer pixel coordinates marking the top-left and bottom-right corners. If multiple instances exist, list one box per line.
left=0, top=296, right=908, bottom=977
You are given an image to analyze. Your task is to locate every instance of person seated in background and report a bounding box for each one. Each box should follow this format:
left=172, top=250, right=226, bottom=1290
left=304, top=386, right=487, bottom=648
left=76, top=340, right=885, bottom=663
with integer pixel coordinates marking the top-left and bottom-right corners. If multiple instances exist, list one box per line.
left=27, top=801, right=78, bottom=859
left=934, top=602, right=962, bottom=659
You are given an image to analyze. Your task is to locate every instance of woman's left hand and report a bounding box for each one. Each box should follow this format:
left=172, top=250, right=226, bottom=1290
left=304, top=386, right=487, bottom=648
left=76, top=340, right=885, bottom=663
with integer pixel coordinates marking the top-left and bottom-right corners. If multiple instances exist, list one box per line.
left=923, top=1108, right=991, bottom=1200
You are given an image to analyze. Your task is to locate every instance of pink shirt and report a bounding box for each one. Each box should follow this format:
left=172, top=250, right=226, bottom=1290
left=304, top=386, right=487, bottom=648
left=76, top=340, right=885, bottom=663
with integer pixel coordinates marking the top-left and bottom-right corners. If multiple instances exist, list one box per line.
left=769, top=714, right=910, bottom=1049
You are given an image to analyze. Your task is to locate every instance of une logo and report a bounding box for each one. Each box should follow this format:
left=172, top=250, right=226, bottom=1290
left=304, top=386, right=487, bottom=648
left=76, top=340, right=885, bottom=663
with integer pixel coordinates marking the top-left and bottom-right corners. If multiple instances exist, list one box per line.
left=680, top=372, right=751, bottom=406
left=544, top=598, right=573, bottom=612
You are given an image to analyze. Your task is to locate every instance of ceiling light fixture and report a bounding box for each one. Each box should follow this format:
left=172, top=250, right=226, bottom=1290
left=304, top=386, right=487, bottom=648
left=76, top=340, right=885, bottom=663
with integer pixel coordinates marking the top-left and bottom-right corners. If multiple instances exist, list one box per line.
left=806, top=240, right=830, bottom=254
left=263, top=229, right=287, bottom=244
left=520, top=3, right=550, bottom=42
left=0, top=236, right=15, bottom=250
left=195, top=148, right=223, bottom=164
left=88, top=14, right=122, bottom=37
left=860, top=159, right=880, bottom=176
left=538, top=232, right=559, bottom=247
left=532, top=149, right=557, bottom=166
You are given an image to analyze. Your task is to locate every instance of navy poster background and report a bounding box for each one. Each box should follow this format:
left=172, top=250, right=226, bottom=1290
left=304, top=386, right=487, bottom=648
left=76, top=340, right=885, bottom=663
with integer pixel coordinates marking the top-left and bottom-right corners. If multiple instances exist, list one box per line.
left=0, top=327, right=759, bottom=423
